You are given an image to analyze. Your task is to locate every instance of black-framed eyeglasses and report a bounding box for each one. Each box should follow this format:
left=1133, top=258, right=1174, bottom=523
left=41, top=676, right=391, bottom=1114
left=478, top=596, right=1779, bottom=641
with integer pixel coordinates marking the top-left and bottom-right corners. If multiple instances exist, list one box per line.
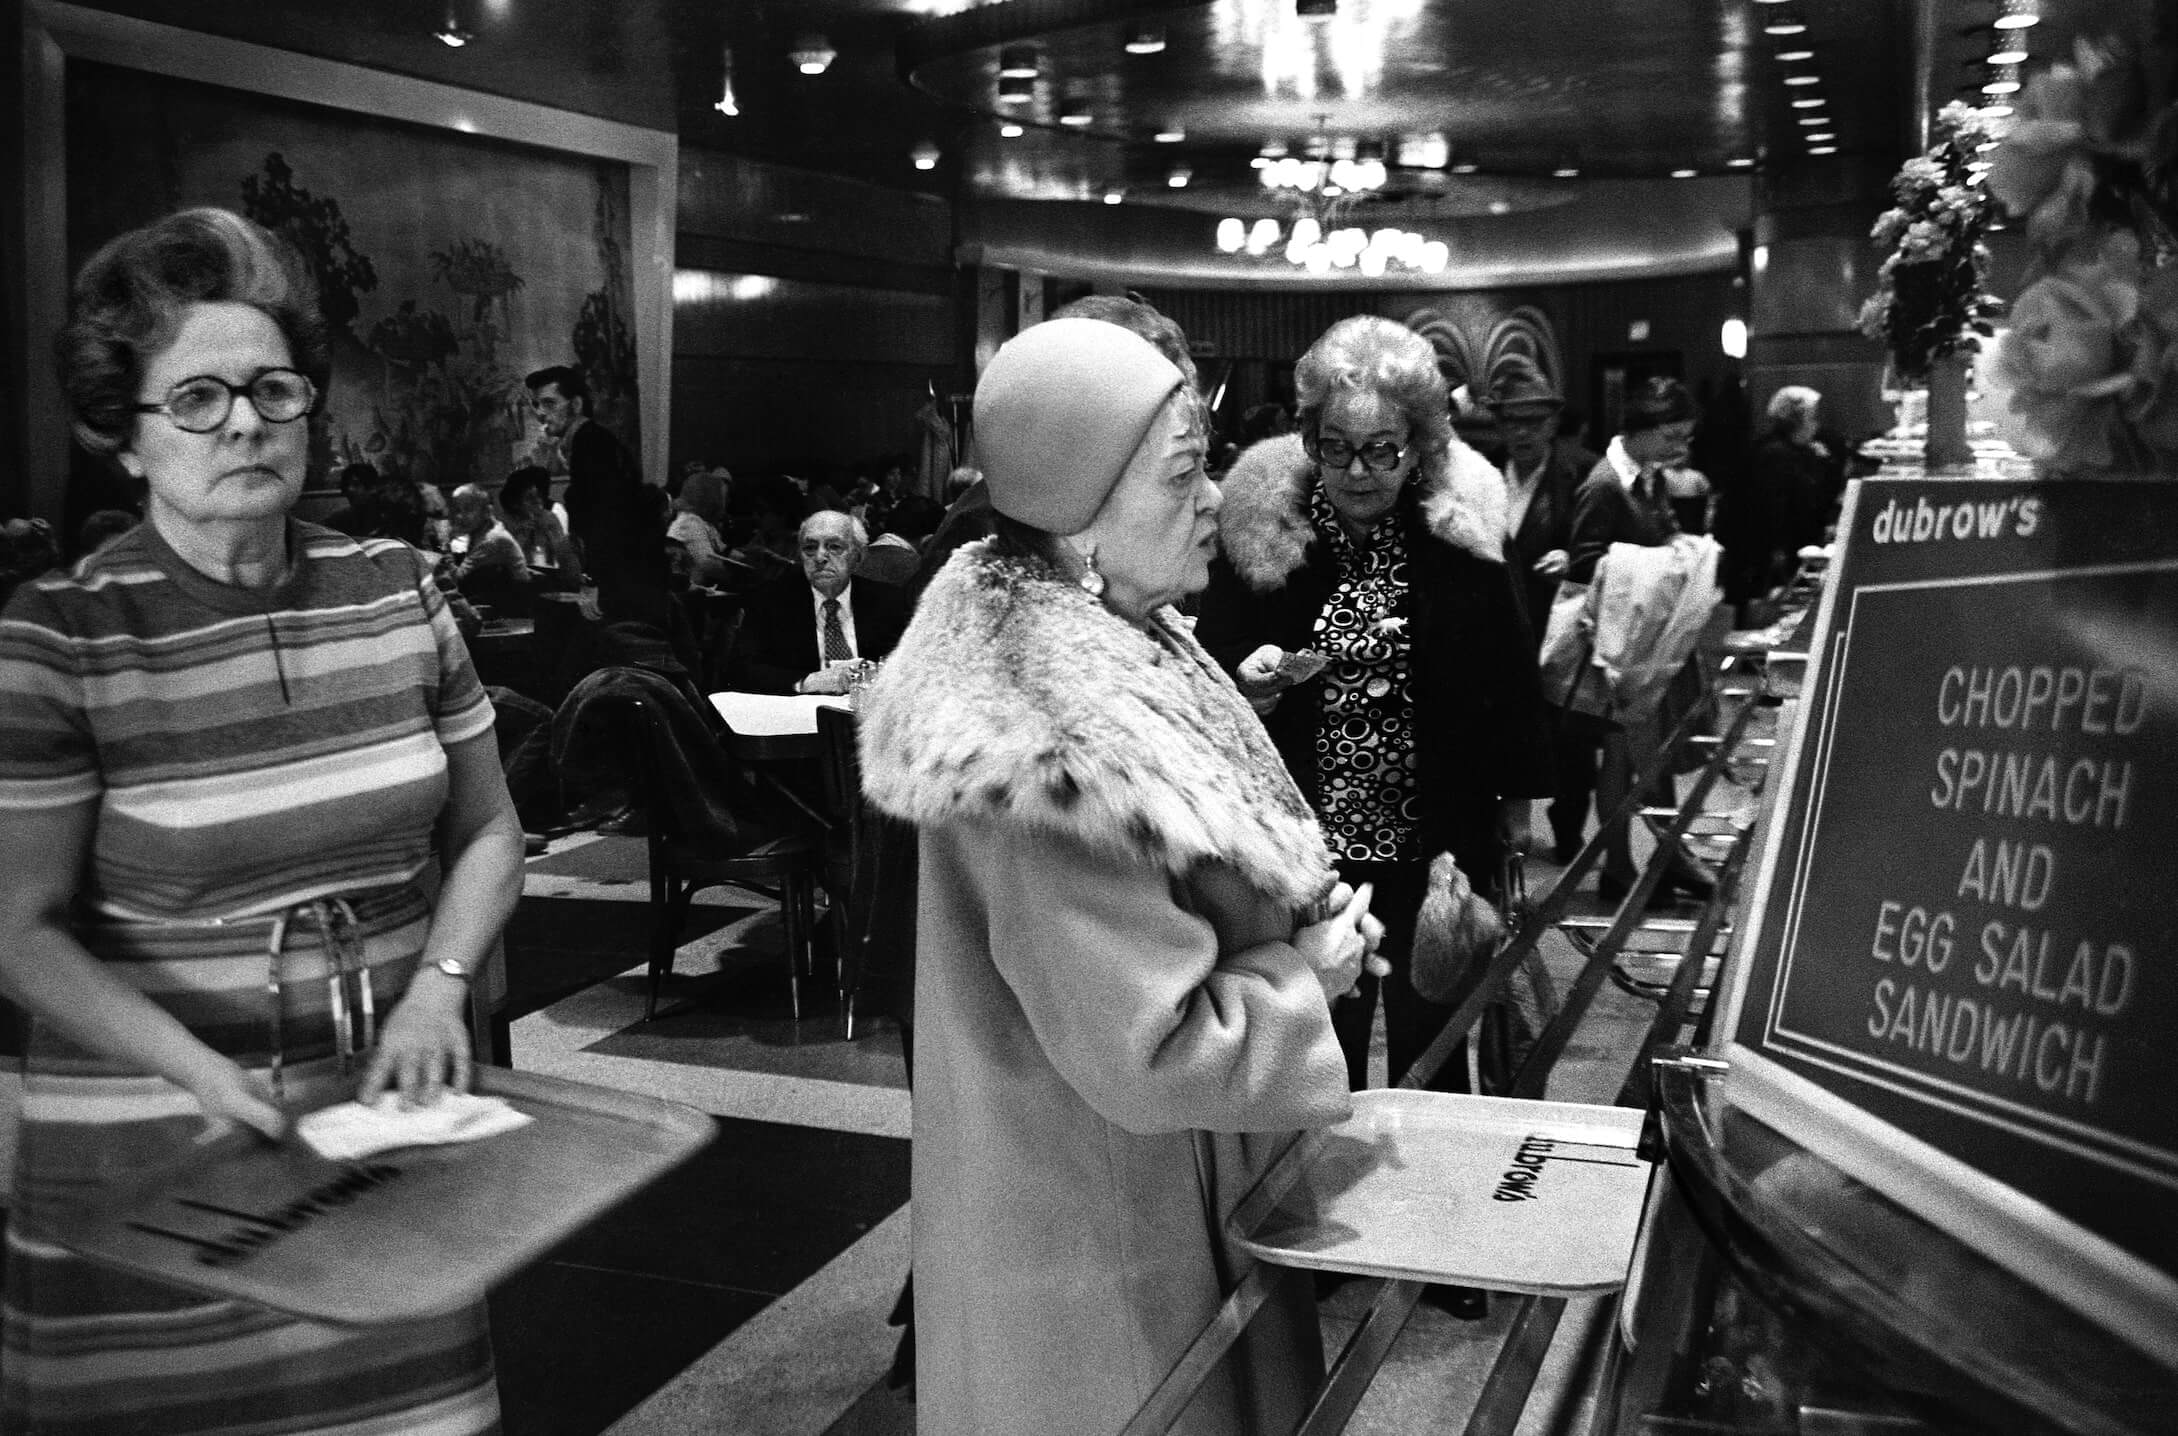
left=1307, top=435, right=1407, bottom=473
left=132, top=369, right=317, bottom=434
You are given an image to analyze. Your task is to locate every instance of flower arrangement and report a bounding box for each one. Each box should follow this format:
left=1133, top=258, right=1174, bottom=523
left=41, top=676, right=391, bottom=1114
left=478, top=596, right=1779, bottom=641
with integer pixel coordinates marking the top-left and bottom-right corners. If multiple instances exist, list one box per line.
left=1984, top=36, right=2178, bottom=475
left=1858, top=102, right=2006, bottom=381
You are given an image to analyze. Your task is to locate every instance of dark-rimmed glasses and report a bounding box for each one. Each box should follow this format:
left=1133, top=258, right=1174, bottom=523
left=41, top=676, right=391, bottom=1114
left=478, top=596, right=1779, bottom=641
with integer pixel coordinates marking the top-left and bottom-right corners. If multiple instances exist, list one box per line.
left=1307, top=435, right=1407, bottom=473
left=133, top=369, right=318, bottom=434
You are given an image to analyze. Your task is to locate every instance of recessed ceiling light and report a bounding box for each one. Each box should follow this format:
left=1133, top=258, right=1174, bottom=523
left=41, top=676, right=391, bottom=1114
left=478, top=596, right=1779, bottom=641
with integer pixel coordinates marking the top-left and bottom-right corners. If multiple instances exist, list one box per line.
left=1451, top=159, right=1479, bottom=174
left=1981, top=102, right=2014, bottom=118
left=1764, top=20, right=1807, bottom=35
left=1785, top=74, right=1820, bottom=86
left=1987, top=44, right=2028, bottom=65
left=1983, top=76, right=2021, bottom=95
left=911, top=142, right=939, bottom=170
left=433, top=1, right=473, bottom=46
left=1123, top=22, right=1165, bottom=55
left=1103, top=190, right=1123, bottom=205
left=1792, top=97, right=1826, bottom=108
left=1488, top=199, right=1512, bottom=214
left=998, top=45, right=1039, bottom=79
left=1993, top=0, right=2038, bottom=29
left=1155, top=128, right=1185, bottom=143
left=1727, top=156, right=1755, bottom=168
left=1672, top=168, right=1697, bottom=178
left=1807, top=145, right=1837, bottom=155
left=1806, top=132, right=1836, bottom=142
left=790, top=33, right=836, bottom=75
left=1166, top=166, right=1191, bottom=188
left=1798, top=114, right=1826, bottom=125
left=1553, top=165, right=1580, bottom=178
left=1777, top=48, right=1814, bottom=61
left=1059, top=103, right=1093, bottom=126
left=999, top=122, right=1023, bottom=138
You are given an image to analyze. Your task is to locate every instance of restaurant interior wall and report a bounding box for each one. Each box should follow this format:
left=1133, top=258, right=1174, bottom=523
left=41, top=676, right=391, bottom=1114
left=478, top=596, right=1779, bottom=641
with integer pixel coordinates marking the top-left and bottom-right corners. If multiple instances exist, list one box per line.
left=2, top=0, right=27, bottom=518
left=671, top=147, right=961, bottom=488
left=1140, top=269, right=1744, bottom=454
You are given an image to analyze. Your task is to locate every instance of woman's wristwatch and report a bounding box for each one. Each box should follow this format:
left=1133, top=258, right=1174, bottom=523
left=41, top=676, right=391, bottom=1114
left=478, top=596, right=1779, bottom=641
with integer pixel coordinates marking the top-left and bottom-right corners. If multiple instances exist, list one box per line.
left=433, top=955, right=475, bottom=982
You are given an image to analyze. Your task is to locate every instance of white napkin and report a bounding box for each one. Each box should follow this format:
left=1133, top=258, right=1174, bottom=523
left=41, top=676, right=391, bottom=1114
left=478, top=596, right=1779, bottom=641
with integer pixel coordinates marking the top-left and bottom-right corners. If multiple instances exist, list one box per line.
left=297, top=1092, right=533, bottom=1161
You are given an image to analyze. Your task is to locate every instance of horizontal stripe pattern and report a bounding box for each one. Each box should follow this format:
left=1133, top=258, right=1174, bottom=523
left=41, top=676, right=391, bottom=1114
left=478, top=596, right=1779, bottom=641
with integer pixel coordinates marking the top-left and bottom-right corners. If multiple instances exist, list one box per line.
left=0, top=521, right=493, bottom=919
left=1, top=521, right=498, bottom=1431
left=6, top=897, right=497, bottom=1433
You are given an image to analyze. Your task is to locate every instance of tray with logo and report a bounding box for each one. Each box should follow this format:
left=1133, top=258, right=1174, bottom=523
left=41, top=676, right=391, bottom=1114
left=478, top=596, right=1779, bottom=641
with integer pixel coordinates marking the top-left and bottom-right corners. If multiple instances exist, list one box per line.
left=41, top=1065, right=713, bottom=1325
left=1229, top=1090, right=1650, bottom=1293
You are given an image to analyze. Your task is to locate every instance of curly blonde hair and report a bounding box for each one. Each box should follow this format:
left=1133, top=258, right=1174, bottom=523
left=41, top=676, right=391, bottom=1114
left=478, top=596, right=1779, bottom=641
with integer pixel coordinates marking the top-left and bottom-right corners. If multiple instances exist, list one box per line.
left=1293, top=316, right=1450, bottom=461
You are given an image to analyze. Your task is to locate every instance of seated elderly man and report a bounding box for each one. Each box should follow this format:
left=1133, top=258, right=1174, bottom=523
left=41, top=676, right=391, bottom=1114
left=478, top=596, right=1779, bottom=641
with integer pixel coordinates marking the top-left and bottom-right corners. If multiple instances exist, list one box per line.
left=725, top=509, right=908, bottom=695
left=449, top=481, right=531, bottom=612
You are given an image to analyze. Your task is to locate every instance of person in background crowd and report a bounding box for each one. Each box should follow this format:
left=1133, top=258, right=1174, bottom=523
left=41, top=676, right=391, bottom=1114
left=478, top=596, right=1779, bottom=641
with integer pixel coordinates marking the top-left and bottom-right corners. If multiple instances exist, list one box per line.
left=1754, top=385, right=1841, bottom=583
left=941, top=462, right=979, bottom=505
left=526, top=363, right=645, bottom=585
left=725, top=509, right=907, bottom=695
left=856, top=496, right=941, bottom=586
left=1486, top=359, right=1597, bottom=864
left=319, top=459, right=377, bottom=534
left=416, top=477, right=453, bottom=553
left=0, top=205, right=514, bottom=1434
left=503, top=464, right=584, bottom=590
left=449, top=480, right=530, bottom=611
left=857, top=316, right=1379, bottom=1432
left=0, top=516, right=61, bottom=606
left=352, top=466, right=429, bottom=548
left=665, top=466, right=732, bottom=587
left=76, top=507, right=139, bottom=557
left=724, top=472, right=806, bottom=587
left=1566, top=377, right=1718, bottom=905
left=1200, top=316, right=1550, bottom=1146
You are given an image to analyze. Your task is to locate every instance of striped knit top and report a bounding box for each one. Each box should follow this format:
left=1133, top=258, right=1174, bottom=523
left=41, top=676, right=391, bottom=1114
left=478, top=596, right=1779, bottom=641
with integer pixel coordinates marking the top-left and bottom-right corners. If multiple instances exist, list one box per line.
left=0, top=519, right=494, bottom=922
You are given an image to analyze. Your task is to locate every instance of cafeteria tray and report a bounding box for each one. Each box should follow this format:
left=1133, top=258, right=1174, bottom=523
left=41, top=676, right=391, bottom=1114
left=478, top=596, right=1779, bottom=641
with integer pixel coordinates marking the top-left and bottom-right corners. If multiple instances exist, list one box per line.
left=1230, top=1089, right=1651, bottom=1293
left=43, top=1065, right=714, bottom=1325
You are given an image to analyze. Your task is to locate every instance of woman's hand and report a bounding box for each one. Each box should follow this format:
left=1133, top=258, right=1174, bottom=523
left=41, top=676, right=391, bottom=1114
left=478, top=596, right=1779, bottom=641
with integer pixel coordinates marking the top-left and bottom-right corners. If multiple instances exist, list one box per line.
left=187, top=1058, right=287, bottom=1142
left=1235, top=644, right=1292, bottom=701
left=1532, top=548, right=1570, bottom=580
left=358, top=971, right=472, bottom=1108
left=1294, top=882, right=1389, bottom=1004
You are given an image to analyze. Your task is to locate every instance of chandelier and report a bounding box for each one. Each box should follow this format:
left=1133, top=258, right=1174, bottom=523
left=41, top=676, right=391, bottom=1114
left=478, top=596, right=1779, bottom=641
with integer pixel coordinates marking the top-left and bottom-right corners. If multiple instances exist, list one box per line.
left=1215, top=123, right=1448, bottom=276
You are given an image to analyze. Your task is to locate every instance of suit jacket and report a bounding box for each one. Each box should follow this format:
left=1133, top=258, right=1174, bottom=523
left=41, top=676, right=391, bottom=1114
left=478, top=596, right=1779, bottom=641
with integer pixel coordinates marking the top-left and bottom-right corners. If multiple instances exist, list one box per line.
left=1502, top=441, right=1587, bottom=648
left=562, top=420, right=649, bottom=582
left=724, top=573, right=909, bottom=694
left=1567, top=457, right=1679, bottom=585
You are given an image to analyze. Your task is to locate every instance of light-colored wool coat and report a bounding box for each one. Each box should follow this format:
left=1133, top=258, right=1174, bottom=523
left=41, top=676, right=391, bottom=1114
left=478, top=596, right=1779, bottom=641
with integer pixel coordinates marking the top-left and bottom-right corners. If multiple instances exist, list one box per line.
left=859, top=540, right=1353, bottom=1435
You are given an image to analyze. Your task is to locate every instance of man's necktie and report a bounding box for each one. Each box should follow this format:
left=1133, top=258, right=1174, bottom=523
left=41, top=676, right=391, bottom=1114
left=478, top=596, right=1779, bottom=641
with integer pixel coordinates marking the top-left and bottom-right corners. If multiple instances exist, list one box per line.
left=822, top=598, right=852, bottom=663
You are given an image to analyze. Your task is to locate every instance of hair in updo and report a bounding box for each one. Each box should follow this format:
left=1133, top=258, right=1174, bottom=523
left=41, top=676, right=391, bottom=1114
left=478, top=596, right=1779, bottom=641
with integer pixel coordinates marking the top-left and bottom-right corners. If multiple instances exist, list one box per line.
left=57, top=208, right=327, bottom=457
left=1293, top=315, right=1451, bottom=461
left=1764, top=384, right=1821, bottom=435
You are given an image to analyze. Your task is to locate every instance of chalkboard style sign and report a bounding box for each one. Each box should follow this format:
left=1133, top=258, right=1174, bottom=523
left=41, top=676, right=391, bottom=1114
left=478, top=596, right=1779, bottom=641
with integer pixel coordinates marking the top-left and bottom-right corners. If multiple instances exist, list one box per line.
left=1718, top=477, right=2178, bottom=1361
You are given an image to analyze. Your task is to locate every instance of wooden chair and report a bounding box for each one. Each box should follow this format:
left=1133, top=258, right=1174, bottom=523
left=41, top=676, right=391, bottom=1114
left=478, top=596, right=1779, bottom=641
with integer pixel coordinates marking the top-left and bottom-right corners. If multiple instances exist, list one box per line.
left=605, top=691, right=826, bottom=1022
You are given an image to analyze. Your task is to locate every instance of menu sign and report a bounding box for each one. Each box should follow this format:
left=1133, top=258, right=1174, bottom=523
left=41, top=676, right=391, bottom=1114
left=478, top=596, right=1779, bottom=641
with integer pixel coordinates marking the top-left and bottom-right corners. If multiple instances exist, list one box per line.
left=1722, top=478, right=2178, bottom=1349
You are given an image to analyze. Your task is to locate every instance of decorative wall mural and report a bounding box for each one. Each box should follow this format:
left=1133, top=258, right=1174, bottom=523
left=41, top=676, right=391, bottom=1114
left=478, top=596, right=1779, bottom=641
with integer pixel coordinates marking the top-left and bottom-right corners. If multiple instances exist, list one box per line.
left=65, top=61, right=640, bottom=492
left=1405, top=301, right=1566, bottom=402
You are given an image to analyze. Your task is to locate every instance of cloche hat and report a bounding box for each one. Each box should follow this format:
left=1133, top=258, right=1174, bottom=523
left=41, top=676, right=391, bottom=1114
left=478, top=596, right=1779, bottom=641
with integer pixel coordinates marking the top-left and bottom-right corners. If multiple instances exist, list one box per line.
left=972, top=317, right=1186, bottom=537
left=1485, top=360, right=1565, bottom=414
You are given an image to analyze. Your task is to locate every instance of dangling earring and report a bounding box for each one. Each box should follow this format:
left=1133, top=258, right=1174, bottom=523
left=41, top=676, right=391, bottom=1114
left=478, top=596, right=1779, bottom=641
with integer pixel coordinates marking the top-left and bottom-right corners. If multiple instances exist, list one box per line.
left=1075, top=539, right=1105, bottom=598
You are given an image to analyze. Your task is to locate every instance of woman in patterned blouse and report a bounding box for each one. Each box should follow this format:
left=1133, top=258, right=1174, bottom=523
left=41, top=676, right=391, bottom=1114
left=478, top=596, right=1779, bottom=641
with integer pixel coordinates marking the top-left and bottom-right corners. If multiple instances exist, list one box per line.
left=1199, top=316, right=1552, bottom=1099
left=0, top=208, right=518, bottom=1432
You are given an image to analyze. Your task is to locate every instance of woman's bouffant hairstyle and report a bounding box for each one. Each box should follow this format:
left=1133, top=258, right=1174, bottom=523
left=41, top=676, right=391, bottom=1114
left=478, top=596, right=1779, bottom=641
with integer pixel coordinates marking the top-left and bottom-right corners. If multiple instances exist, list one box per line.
left=1294, top=316, right=1452, bottom=462
left=1618, top=377, right=1698, bottom=435
left=1764, top=384, right=1821, bottom=435
left=57, top=208, right=328, bottom=457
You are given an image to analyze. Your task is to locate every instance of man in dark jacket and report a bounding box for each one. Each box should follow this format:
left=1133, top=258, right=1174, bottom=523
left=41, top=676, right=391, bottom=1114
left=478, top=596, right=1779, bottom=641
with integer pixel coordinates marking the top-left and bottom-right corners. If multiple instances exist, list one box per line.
left=725, top=510, right=909, bottom=695
left=1487, top=363, right=1598, bottom=862
left=526, top=364, right=649, bottom=586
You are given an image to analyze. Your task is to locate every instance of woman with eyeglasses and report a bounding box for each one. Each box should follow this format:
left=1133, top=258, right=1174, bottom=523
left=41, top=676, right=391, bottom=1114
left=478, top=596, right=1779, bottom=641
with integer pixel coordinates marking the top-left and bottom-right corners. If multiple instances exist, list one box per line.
left=0, top=209, right=517, bottom=1431
left=1199, top=316, right=1552, bottom=1111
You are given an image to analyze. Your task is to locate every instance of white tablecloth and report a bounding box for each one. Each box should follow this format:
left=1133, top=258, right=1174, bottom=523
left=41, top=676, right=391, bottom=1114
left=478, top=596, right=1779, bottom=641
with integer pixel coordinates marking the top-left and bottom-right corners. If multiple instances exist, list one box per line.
left=708, top=691, right=851, bottom=736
